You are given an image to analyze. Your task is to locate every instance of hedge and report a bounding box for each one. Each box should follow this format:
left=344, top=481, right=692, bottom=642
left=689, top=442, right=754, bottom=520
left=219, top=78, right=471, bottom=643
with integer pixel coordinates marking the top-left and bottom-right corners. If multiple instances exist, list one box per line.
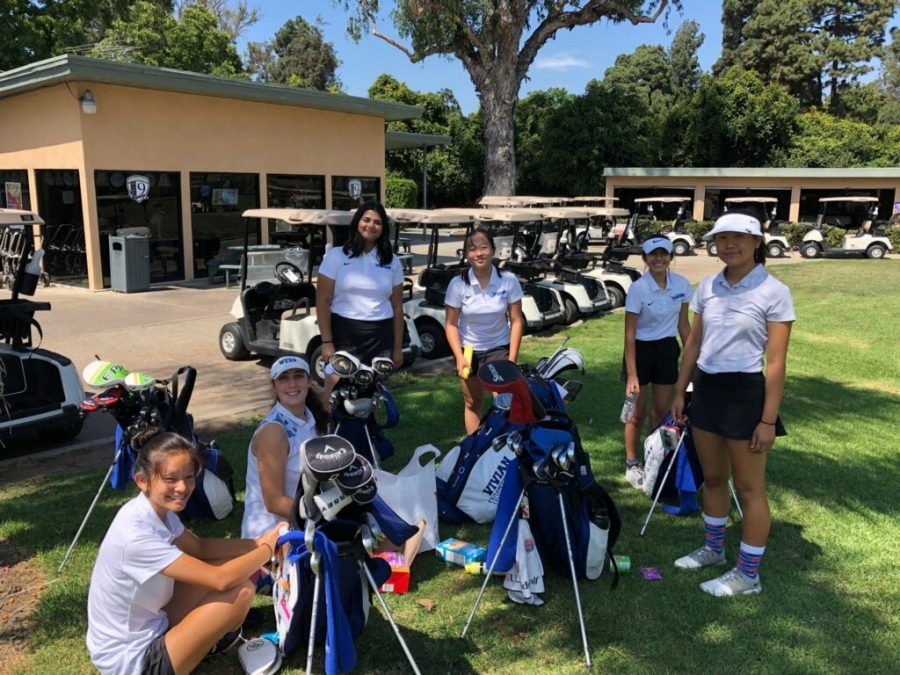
left=384, top=177, right=418, bottom=209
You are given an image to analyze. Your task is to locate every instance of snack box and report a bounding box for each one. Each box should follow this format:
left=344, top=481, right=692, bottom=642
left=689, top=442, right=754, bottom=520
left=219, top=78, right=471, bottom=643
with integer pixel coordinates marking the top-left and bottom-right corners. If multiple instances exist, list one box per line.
left=373, top=552, right=410, bottom=594
left=435, top=538, right=487, bottom=568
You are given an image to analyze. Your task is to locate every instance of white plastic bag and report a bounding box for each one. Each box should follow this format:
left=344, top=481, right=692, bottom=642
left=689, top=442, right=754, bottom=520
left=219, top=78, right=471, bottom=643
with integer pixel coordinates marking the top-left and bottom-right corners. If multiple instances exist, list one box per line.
left=374, top=444, right=441, bottom=553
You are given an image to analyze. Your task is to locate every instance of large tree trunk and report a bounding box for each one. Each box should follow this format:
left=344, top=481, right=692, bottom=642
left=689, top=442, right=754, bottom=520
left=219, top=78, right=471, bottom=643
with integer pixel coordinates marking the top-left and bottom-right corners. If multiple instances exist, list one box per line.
left=475, top=56, right=520, bottom=197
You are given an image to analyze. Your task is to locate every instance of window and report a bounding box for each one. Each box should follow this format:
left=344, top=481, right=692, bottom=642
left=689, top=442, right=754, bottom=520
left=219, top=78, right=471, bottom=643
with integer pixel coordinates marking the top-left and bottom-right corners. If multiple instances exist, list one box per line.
left=95, top=170, right=183, bottom=285
left=1, top=170, right=31, bottom=210
left=36, top=170, right=86, bottom=286
left=189, top=172, right=260, bottom=277
left=331, top=176, right=380, bottom=211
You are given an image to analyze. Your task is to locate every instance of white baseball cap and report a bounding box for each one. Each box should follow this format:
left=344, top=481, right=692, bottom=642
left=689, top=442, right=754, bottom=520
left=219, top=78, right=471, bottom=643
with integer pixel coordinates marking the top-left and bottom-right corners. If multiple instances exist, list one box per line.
left=703, top=213, right=763, bottom=241
left=641, top=236, right=673, bottom=255
left=271, top=355, right=310, bottom=380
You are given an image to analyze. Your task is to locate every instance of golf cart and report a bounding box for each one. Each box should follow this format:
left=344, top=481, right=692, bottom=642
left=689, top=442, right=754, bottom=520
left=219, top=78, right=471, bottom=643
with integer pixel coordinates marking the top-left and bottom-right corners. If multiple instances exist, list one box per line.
left=389, top=208, right=474, bottom=359
left=800, top=197, right=892, bottom=259
left=560, top=197, right=630, bottom=247
left=1, top=209, right=84, bottom=444
left=709, top=197, right=792, bottom=258
left=218, top=209, right=420, bottom=381
left=609, top=197, right=696, bottom=256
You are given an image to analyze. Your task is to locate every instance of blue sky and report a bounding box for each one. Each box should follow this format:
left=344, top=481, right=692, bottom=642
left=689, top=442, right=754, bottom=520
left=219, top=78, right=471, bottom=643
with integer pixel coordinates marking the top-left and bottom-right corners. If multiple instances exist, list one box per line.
left=237, top=2, right=895, bottom=114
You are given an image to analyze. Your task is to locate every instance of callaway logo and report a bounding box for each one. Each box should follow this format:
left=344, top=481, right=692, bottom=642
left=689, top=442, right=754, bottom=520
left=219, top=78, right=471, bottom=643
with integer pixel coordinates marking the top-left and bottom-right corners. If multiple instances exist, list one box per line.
left=486, top=363, right=503, bottom=383
left=341, top=464, right=365, bottom=481
left=247, top=641, right=264, bottom=653
left=315, top=445, right=348, bottom=461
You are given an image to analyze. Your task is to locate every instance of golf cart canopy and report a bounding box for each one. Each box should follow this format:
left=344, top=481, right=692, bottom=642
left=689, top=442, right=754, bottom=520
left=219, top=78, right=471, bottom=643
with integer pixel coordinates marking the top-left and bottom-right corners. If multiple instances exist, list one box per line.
left=571, top=196, right=618, bottom=203
left=540, top=208, right=592, bottom=220
left=634, top=197, right=691, bottom=204
left=241, top=208, right=354, bottom=227
left=478, top=195, right=572, bottom=208
left=818, top=196, right=878, bottom=203
left=0, top=208, right=44, bottom=227
left=725, top=197, right=777, bottom=204
left=386, top=208, right=474, bottom=226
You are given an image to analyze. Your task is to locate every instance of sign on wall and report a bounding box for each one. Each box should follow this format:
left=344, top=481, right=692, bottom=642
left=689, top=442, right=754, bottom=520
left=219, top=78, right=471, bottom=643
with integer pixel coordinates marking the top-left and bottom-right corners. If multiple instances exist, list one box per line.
left=5, top=182, right=23, bottom=209
left=126, top=174, right=151, bottom=202
left=348, top=179, right=362, bottom=200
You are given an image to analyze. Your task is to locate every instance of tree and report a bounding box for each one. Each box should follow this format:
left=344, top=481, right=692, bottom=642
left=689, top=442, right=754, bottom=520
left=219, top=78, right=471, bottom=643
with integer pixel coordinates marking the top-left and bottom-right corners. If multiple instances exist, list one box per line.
left=779, top=110, right=883, bottom=166
left=175, top=0, right=259, bottom=41
left=93, top=1, right=243, bottom=76
left=668, top=19, right=703, bottom=100
left=603, top=44, right=672, bottom=112
left=246, top=16, right=340, bottom=90
left=717, top=0, right=895, bottom=111
left=337, top=0, right=677, bottom=196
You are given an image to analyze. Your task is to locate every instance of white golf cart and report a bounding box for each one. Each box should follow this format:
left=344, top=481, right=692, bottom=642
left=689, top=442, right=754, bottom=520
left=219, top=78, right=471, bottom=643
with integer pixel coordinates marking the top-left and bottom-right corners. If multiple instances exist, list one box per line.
left=561, top=197, right=630, bottom=246
left=610, top=196, right=697, bottom=256
left=709, top=197, right=792, bottom=258
left=388, top=207, right=474, bottom=359
left=1, top=209, right=84, bottom=444
left=218, top=208, right=420, bottom=382
left=800, top=196, right=893, bottom=259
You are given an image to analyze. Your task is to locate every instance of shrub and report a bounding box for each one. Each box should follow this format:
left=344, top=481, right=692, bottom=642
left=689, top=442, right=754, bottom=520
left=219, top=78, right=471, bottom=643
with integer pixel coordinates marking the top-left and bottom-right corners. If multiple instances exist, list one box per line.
left=686, top=220, right=713, bottom=242
left=385, top=177, right=418, bottom=209
left=886, top=225, right=900, bottom=251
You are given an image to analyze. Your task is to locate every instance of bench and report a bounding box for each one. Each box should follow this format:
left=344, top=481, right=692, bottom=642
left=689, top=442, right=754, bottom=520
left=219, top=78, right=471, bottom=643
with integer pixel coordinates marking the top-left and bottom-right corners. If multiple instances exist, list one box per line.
left=398, top=252, right=414, bottom=275
left=219, top=264, right=241, bottom=288
left=398, top=237, right=411, bottom=253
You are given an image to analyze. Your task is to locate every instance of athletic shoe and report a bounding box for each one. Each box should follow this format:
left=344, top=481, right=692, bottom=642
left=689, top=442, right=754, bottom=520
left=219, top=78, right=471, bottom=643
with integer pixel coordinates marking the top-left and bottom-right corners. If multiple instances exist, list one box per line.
left=674, top=545, right=726, bottom=570
left=700, top=567, right=762, bottom=597
left=207, top=628, right=242, bottom=657
left=625, top=465, right=645, bottom=489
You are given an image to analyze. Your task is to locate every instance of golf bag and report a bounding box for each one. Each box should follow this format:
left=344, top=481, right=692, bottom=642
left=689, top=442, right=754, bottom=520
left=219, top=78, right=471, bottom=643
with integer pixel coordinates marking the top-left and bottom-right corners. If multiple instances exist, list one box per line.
left=273, top=434, right=421, bottom=675
left=83, top=362, right=236, bottom=520
left=643, top=414, right=703, bottom=515
left=436, top=358, right=581, bottom=525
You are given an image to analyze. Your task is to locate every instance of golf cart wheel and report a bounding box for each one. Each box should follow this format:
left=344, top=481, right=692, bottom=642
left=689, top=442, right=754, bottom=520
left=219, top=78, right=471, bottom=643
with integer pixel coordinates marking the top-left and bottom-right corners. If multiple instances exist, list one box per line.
left=673, top=239, right=691, bottom=256
left=767, top=242, right=784, bottom=258
left=219, top=323, right=249, bottom=360
left=563, top=297, right=579, bottom=324
left=866, top=244, right=887, bottom=259
left=801, top=243, right=821, bottom=259
left=606, top=284, right=625, bottom=309
left=416, top=321, right=450, bottom=359
left=310, top=343, right=326, bottom=386
left=707, top=242, right=718, bottom=256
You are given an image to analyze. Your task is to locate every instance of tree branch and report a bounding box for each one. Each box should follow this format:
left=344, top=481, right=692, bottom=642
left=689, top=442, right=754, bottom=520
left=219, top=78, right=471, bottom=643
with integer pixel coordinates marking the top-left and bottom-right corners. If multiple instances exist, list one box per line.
left=517, top=0, right=671, bottom=82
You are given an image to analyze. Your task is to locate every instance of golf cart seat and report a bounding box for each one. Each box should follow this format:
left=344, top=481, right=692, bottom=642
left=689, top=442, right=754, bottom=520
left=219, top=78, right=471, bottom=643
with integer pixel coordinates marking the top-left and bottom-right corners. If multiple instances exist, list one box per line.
left=418, top=264, right=462, bottom=290
left=500, top=259, right=546, bottom=281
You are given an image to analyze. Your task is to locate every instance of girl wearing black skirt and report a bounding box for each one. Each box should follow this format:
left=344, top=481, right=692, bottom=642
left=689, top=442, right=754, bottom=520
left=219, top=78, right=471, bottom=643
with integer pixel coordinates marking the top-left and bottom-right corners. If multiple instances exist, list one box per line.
left=671, top=213, right=795, bottom=597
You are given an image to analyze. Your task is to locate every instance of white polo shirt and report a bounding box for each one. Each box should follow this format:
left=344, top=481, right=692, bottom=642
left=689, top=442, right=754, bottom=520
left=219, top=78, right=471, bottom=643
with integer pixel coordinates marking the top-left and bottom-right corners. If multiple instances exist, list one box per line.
left=445, top=267, right=524, bottom=351
left=318, top=246, right=404, bottom=321
left=624, top=271, right=693, bottom=341
left=87, top=493, right=185, bottom=675
left=691, top=264, right=795, bottom=374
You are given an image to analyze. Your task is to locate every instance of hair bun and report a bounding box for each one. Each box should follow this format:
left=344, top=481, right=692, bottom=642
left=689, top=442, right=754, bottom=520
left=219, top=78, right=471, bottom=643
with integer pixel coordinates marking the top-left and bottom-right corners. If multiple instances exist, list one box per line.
left=131, top=426, right=163, bottom=450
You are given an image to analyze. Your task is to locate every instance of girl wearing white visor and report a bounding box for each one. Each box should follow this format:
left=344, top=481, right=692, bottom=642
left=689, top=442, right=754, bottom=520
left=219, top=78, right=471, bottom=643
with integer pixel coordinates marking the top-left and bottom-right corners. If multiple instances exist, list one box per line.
left=621, top=235, right=692, bottom=489
left=671, top=213, right=795, bottom=597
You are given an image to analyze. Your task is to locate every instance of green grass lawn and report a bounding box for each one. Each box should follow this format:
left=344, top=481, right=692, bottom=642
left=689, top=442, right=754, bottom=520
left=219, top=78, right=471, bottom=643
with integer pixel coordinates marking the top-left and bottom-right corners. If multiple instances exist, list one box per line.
left=2, top=260, right=899, bottom=674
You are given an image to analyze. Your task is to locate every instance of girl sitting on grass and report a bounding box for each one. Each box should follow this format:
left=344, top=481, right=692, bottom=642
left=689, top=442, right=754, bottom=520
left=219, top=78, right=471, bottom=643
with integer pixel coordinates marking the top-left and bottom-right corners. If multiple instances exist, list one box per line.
left=86, top=429, right=285, bottom=674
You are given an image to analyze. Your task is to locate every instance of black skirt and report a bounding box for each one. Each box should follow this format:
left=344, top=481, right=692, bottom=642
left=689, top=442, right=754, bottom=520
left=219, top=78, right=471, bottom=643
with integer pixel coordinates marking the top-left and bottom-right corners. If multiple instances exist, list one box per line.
left=331, top=314, right=394, bottom=363
left=689, top=368, right=787, bottom=441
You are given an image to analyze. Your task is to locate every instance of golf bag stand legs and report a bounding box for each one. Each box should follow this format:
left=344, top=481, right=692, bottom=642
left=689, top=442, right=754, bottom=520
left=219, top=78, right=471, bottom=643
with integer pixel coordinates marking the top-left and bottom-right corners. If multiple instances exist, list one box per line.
left=558, top=491, right=592, bottom=670
left=360, top=561, right=422, bottom=675
left=460, top=487, right=526, bottom=640
left=57, top=441, right=125, bottom=576
left=640, top=431, right=686, bottom=537
left=305, top=554, right=322, bottom=675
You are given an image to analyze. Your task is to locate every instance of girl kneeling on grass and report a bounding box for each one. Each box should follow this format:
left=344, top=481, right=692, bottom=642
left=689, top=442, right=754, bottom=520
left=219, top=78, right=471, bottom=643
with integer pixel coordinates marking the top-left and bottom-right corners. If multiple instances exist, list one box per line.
left=671, top=213, right=794, bottom=597
left=86, top=429, right=285, bottom=675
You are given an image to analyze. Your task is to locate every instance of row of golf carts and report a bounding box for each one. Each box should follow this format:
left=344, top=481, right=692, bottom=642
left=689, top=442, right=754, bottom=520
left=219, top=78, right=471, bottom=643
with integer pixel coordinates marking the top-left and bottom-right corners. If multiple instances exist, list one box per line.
left=217, top=205, right=644, bottom=378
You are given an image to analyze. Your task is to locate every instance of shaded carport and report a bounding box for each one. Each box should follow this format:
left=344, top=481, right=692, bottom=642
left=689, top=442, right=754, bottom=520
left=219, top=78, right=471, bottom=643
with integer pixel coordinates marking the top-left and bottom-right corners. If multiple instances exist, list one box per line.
left=385, top=131, right=451, bottom=208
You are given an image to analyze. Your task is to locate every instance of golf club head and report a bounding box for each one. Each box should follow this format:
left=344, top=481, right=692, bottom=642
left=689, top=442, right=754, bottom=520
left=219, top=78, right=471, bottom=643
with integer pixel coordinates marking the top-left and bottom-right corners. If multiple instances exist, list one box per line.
left=360, top=525, right=376, bottom=555
left=566, top=442, right=575, bottom=467
left=509, top=432, right=524, bottom=456
left=310, top=550, right=321, bottom=575
left=492, top=434, right=510, bottom=452
left=313, top=481, right=353, bottom=521
left=363, top=512, right=384, bottom=543
left=304, top=520, right=316, bottom=553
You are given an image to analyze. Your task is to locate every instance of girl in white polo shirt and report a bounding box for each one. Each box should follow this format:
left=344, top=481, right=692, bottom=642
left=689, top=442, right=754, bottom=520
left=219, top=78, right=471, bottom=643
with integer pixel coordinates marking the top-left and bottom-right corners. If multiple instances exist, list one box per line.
left=671, top=213, right=795, bottom=597
left=317, top=201, right=405, bottom=402
left=445, top=227, right=525, bottom=434
left=622, top=235, right=692, bottom=489
left=87, top=429, right=285, bottom=675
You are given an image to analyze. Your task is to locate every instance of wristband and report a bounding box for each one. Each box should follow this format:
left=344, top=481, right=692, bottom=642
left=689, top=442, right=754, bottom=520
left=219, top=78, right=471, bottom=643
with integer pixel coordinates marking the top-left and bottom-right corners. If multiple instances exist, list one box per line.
left=759, top=420, right=776, bottom=426
left=321, top=340, right=333, bottom=344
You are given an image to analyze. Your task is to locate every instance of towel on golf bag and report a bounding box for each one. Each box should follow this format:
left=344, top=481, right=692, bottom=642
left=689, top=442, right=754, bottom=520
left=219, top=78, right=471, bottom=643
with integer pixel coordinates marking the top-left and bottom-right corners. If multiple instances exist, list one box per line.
left=503, top=510, right=545, bottom=605
left=486, top=429, right=621, bottom=581
left=274, top=526, right=391, bottom=675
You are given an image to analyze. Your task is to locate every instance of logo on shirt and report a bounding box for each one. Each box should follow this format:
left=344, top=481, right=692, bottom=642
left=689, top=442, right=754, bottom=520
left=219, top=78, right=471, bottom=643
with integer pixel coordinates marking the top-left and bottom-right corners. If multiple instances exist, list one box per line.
left=671, top=292, right=686, bottom=301
left=377, top=263, right=392, bottom=270
left=343, top=261, right=352, bottom=265
left=489, top=289, right=508, bottom=298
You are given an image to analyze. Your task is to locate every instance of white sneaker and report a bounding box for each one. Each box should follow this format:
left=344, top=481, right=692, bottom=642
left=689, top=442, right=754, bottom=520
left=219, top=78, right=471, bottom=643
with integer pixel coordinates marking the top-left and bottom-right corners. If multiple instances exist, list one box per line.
left=625, top=465, right=644, bottom=489
left=674, top=545, right=726, bottom=570
left=700, top=567, right=762, bottom=597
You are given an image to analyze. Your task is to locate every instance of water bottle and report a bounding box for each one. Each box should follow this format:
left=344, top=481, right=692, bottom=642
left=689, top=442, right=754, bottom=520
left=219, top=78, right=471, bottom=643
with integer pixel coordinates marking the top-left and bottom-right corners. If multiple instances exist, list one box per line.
left=19, top=248, right=44, bottom=296
left=620, top=391, right=638, bottom=423
left=464, top=562, right=505, bottom=576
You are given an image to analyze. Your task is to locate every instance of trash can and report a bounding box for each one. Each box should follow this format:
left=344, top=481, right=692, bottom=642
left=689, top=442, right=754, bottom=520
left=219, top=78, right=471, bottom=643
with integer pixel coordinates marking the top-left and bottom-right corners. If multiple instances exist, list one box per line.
left=109, top=235, right=150, bottom=293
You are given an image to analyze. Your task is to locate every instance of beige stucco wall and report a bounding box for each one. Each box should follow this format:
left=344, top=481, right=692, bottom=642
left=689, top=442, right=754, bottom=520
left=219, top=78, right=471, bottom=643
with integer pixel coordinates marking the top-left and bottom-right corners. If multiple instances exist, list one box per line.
left=1, top=82, right=386, bottom=289
left=606, top=176, right=900, bottom=222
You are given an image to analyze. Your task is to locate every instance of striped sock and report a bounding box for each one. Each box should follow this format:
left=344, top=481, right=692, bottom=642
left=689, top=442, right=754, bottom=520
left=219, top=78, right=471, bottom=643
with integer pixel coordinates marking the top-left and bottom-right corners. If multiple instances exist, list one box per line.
left=703, top=513, right=728, bottom=555
left=736, top=542, right=766, bottom=579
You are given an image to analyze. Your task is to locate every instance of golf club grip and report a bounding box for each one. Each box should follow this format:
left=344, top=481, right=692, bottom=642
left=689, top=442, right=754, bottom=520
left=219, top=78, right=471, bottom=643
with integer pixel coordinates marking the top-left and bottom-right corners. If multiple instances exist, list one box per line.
left=173, top=366, right=196, bottom=417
